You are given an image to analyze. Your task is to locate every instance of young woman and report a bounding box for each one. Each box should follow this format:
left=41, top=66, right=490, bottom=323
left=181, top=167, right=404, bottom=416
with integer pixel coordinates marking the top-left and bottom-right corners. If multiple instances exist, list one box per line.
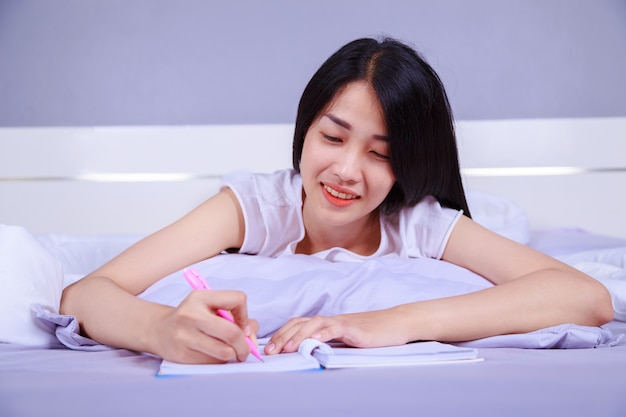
left=60, top=37, right=613, bottom=364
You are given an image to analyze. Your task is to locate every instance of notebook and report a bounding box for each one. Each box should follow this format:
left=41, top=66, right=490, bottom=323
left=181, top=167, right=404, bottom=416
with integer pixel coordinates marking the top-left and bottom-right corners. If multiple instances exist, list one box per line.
left=157, top=338, right=483, bottom=375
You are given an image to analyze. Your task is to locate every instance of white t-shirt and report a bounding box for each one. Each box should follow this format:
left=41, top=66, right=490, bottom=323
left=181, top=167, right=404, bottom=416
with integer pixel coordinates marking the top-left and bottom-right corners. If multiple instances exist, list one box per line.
left=222, top=169, right=462, bottom=262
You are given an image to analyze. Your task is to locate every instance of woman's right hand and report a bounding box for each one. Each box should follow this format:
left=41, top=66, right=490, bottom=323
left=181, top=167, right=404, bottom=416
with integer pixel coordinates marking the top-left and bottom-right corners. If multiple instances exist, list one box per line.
left=60, top=189, right=251, bottom=362
left=149, top=289, right=259, bottom=364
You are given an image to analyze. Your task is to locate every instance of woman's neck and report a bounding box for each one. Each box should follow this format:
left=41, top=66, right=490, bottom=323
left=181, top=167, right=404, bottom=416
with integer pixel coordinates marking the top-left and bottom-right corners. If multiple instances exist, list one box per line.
left=296, top=210, right=381, bottom=256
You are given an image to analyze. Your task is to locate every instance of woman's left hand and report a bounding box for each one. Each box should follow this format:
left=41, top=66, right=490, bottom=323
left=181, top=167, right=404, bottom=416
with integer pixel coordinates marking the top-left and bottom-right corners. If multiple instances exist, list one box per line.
left=264, top=308, right=410, bottom=355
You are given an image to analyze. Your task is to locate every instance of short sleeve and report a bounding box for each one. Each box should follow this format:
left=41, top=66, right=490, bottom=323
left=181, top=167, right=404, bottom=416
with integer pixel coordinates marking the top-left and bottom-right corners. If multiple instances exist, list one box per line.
left=399, top=196, right=463, bottom=259
left=221, top=170, right=304, bottom=257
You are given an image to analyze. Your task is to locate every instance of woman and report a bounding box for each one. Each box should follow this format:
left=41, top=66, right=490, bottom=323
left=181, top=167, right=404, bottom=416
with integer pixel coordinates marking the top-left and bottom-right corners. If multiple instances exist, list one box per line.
left=61, top=37, right=613, bottom=363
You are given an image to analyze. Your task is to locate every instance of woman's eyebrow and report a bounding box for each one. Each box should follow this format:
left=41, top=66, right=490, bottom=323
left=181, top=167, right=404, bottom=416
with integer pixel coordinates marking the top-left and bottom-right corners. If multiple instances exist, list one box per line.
left=325, top=113, right=351, bottom=130
left=324, top=113, right=389, bottom=141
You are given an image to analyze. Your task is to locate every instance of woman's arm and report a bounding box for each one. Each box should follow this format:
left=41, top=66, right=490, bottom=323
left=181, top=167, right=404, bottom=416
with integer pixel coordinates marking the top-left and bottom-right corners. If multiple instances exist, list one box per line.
left=423, top=216, right=613, bottom=339
left=60, top=189, right=255, bottom=363
left=265, top=216, right=613, bottom=354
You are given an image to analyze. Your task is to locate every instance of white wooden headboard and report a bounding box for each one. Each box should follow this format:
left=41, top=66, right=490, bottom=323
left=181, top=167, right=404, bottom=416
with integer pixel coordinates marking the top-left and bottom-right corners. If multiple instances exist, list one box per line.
left=1, top=117, right=625, bottom=238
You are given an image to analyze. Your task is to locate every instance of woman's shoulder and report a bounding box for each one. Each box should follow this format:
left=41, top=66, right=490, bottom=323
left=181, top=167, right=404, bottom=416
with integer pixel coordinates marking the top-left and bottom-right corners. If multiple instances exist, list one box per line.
left=382, top=196, right=463, bottom=259
left=221, top=169, right=304, bottom=256
left=221, top=168, right=302, bottom=207
left=397, top=195, right=461, bottom=220
left=223, top=168, right=298, bottom=186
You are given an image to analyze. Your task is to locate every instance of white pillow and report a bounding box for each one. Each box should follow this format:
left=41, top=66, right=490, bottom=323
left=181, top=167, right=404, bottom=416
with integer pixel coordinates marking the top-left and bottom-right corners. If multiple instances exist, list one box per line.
left=0, top=224, right=64, bottom=346
left=36, top=233, right=141, bottom=277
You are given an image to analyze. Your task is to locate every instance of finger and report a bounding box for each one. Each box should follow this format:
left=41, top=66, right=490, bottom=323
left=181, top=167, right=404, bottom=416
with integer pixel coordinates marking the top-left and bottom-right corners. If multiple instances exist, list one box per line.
left=248, top=318, right=259, bottom=335
left=201, top=290, right=249, bottom=323
left=280, top=316, right=341, bottom=353
left=247, top=319, right=260, bottom=346
left=190, top=290, right=252, bottom=362
left=267, top=316, right=340, bottom=354
left=179, top=334, right=238, bottom=364
left=265, top=317, right=310, bottom=354
left=211, top=291, right=252, bottom=362
left=192, top=311, right=251, bottom=362
left=162, top=308, right=241, bottom=364
left=219, top=290, right=250, bottom=331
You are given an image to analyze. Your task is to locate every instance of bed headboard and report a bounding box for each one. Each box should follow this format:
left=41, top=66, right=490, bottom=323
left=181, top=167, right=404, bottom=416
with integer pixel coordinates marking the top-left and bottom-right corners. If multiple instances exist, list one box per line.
left=1, top=117, right=625, bottom=238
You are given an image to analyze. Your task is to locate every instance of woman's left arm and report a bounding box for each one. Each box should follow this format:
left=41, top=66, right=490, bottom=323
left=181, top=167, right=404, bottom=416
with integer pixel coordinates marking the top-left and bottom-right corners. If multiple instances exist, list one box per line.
left=266, top=216, right=613, bottom=354
left=424, top=215, right=614, bottom=340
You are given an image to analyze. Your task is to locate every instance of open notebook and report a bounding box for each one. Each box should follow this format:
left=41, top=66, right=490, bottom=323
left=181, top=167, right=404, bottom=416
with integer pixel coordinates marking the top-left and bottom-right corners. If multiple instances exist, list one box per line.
left=158, top=338, right=483, bottom=375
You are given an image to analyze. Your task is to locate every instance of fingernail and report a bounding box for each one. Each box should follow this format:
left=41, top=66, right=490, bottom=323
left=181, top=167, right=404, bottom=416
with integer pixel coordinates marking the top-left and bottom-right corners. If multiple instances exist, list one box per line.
left=312, top=333, right=321, bottom=340
left=244, top=325, right=252, bottom=337
left=284, top=340, right=293, bottom=350
left=266, top=343, right=275, bottom=353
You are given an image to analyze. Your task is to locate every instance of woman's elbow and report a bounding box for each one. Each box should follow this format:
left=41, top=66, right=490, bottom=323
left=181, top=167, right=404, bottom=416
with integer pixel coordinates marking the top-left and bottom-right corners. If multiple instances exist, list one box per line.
left=584, top=279, right=614, bottom=326
left=59, top=281, right=79, bottom=316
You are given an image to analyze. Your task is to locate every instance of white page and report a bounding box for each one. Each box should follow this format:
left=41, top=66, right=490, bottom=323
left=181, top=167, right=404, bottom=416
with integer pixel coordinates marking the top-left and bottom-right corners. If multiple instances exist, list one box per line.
left=312, top=341, right=481, bottom=368
left=158, top=350, right=320, bottom=376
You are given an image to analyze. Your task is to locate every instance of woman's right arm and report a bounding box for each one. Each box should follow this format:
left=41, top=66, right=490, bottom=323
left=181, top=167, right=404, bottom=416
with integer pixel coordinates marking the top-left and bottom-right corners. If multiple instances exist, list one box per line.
left=60, top=189, right=252, bottom=363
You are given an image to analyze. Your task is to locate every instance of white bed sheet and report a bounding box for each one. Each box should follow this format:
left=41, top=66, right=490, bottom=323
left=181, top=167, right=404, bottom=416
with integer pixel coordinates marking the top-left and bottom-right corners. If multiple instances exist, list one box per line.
left=2, top=321, right=626, bottom=417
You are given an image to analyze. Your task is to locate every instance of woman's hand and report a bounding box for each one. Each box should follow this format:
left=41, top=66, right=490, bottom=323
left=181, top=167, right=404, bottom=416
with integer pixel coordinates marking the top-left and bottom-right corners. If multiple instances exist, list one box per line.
left=264, top=308, right=409, bottom=355
left=149, top=289, right=259, bottom=364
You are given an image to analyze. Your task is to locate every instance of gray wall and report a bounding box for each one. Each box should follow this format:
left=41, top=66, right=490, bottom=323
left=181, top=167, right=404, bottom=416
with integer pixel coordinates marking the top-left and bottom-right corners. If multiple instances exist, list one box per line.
left=1, top=0, right=625, bottom=127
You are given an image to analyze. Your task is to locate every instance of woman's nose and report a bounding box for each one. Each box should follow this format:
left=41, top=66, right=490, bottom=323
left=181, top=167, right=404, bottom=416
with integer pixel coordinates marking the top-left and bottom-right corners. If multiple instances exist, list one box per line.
left=332, top=149, right=363, bottom=183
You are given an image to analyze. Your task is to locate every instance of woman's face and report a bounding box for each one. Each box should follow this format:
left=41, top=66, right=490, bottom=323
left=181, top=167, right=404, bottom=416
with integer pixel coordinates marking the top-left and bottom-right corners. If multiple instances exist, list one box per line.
left=299, top=81, right=396, bottom=231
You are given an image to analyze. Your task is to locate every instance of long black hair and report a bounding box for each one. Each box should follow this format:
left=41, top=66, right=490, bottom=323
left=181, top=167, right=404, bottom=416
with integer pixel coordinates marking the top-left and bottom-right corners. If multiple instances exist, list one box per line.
left=292, top=37, right=471, bottom=218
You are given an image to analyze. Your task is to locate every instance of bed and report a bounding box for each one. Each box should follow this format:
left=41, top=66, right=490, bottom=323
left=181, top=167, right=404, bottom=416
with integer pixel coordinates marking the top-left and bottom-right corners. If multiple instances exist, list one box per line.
left=1, top=118, right=626, bottom=417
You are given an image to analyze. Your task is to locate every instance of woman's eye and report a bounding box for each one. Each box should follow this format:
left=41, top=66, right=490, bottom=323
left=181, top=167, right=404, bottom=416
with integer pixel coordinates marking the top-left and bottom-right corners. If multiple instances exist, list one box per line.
left=371, top=150, right=390, bottom=160
left=323, top=134, right=342, bottom=143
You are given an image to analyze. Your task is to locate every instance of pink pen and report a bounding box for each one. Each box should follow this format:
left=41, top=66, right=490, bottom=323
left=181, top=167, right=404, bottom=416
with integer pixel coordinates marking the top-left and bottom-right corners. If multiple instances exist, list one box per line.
left=183, top=268, right=264, bottom=362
